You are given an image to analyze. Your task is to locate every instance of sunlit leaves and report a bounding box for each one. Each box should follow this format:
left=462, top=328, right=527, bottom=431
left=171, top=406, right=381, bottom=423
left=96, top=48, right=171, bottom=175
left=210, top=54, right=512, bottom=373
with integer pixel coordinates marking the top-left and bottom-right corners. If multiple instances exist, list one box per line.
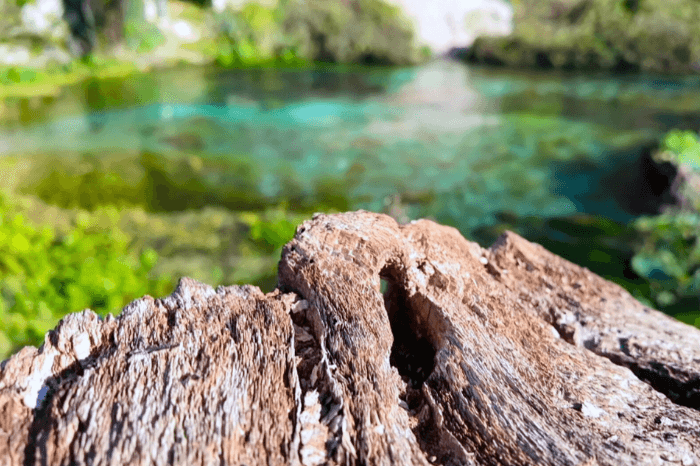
left=633, top=131, right=700, bottom=315
left=0, top=194, right=172, bottom=359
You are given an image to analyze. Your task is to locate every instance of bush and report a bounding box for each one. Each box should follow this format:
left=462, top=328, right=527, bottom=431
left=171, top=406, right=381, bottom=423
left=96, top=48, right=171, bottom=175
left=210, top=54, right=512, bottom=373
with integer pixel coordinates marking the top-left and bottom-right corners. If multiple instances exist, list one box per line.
left=241, top=208, right=299, bottom=253
left=214, top=0, right=418, bottom=66
left=0, top=67, right=38, bottom=85
left=282, top=0, right=417, bottom=65
left=631, top=130, right=700, bottom=318
left=124, top=20, right=166, bottom=53
left=0, top=194, right=172, bottom=359
left=215, top=1, right=302, bottom=66
left=632, top=213, right=700, bottom=309
left=656, top=130, right=700, bottom=211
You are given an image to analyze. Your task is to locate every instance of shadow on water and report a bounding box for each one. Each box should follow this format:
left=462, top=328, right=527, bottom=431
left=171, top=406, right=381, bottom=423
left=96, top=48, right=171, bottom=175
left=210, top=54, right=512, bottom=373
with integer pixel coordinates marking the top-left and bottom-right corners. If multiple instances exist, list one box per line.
left=470, top=139, right=681, bottom=305
left=551, top=142, right=676, bottom=221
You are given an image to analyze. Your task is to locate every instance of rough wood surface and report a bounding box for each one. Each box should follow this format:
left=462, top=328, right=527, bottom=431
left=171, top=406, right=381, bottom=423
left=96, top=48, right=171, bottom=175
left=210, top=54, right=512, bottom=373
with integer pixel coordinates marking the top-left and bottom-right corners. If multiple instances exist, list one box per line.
left=1, top=211, right=699, bottom=465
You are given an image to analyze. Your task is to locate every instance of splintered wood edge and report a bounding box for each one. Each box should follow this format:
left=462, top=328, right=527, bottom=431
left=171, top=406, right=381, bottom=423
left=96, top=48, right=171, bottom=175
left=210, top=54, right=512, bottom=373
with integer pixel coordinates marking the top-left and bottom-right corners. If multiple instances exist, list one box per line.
left=1, top=211, right=699, bottom=466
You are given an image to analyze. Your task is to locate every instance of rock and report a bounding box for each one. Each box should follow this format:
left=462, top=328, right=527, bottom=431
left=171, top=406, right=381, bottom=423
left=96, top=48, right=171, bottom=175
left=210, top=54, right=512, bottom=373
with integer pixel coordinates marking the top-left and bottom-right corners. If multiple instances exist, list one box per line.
left=466, top=0, right=700, bottom=74
left=384, top=0, right=513, bottom=55
left=2, top=211, right=700, bottom=465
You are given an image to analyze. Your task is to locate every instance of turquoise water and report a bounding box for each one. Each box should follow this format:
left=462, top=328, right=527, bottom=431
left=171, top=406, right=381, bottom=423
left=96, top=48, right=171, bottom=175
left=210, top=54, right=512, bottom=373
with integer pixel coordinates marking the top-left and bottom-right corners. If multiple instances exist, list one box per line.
left=1, top=60, right=700, bottom=261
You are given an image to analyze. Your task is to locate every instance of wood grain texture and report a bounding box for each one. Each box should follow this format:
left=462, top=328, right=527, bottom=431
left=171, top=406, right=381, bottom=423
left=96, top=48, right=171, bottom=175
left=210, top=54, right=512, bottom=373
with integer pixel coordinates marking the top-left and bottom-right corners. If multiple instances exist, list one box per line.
left=1, top=211, right=699, bottom=465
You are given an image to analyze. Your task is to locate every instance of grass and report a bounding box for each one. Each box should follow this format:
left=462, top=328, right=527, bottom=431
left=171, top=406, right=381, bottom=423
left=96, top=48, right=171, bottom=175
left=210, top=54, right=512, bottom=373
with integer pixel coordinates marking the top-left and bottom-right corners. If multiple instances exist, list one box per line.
left=0, top=57, right=139, bottom=98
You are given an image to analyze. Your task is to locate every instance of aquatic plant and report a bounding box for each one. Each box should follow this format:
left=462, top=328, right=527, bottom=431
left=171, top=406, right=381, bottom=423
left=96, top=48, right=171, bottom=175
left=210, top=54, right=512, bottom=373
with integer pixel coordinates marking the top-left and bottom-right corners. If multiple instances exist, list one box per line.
left=21, top=151, right=269, bottom=212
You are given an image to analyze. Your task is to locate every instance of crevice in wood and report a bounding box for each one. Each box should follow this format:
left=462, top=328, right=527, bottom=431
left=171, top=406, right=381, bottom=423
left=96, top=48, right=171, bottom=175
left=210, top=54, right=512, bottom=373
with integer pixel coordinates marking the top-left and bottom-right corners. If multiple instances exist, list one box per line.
left=605, top=354, right=700, bottom=412
left=288, top=295, right=354, bottom=464
left=23, top=359, right=82, bottom=466
left=545, top=305, right=700, bottom=411
left=381, top=263, right=436, bottom=390
left=381, top=263, right=463, bottom=465
left=290, top=301, right=321, bottom=395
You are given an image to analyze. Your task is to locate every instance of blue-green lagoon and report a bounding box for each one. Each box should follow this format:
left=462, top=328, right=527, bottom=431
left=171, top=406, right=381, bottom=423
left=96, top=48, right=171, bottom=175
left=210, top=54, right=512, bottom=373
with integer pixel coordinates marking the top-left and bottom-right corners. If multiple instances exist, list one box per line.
left=2, top=59, right=699, bottom=300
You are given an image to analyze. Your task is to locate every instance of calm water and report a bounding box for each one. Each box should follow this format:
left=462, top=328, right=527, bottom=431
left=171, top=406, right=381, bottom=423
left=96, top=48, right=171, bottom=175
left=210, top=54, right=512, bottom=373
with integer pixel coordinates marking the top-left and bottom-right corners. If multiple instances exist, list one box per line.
left=2, top=60, right=700, bottom=274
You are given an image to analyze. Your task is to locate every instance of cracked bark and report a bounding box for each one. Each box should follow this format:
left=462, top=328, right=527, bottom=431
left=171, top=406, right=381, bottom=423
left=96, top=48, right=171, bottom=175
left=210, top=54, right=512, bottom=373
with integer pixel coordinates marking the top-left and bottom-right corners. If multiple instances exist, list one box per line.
left=1, top=211, right=699, bottom=465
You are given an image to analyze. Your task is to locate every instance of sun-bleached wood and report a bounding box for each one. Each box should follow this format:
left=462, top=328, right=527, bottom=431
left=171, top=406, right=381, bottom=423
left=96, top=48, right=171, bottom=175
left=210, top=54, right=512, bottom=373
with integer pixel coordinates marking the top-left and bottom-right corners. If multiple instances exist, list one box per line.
left=1, top=211, right=698, bottom=465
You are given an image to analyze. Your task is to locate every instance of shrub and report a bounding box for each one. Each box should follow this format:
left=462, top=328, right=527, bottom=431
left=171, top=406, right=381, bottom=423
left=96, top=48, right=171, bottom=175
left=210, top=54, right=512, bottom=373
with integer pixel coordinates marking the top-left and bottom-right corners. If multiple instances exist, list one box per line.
left=656, top=130, right=700, bottom=211
left=124, top=21, right=166, bottom=53
left=0, top=195, right=172, bottom=359
left=632, top=212, right=700, bottom=309
left=631, top=130, right=700, bottom=318
left=214, top=0, right=418, bottom=66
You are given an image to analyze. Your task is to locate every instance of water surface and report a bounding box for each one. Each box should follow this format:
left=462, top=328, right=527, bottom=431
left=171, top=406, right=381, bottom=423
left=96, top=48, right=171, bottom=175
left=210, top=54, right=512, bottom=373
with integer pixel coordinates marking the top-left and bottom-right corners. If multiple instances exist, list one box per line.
left=2, top=60, right=699, bottom=288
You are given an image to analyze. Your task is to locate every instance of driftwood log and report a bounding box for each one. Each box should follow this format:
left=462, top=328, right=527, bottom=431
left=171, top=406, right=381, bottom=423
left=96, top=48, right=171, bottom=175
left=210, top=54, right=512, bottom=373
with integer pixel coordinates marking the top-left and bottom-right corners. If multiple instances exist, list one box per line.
left=1, top=211, right=699, bottom=465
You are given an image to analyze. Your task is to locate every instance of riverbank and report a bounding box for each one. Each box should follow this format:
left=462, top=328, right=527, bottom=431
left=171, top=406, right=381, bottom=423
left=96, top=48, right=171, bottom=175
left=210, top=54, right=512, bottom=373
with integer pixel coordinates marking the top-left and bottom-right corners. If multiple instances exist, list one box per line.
left=0, top=0, right=427, bottom=99
left=465, top=0, right=700, bottom=74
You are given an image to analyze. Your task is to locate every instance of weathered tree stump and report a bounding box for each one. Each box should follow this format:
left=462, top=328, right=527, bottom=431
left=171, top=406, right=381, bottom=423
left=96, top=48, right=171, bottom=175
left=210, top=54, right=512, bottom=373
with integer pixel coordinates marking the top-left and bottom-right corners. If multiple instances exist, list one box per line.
left=1, top=211, right=699, bottom=465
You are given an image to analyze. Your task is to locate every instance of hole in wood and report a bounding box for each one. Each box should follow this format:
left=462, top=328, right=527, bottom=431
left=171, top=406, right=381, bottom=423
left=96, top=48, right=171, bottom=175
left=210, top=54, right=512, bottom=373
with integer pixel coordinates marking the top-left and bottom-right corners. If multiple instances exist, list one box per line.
left=381, top=265, right=436, bottom=390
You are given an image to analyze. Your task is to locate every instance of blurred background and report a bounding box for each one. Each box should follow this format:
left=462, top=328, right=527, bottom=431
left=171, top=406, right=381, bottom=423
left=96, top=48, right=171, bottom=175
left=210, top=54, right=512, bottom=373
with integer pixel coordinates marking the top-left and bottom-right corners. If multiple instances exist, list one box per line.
left=0, top=0, right=699, bottom=358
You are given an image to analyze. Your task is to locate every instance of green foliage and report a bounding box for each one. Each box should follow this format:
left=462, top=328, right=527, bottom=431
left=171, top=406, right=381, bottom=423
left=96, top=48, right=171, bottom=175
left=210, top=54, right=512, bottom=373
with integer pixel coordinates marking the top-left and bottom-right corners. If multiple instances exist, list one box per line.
left=215, top=2, right=291, bottom=66
left=469, top=0, right=700, bottom=73
left=125, top=21, right=167, bottom=53
left=0, top=59, right=137, bottom=98
left=0, top=195, right=172, bottom=359
left=632, top=213, right=700, bottom=309
left=241, top=208, right=298, bottom=253
left=663, top=130, right=700, bottom=171
left=282, top=0, right=417, bottom=65
left=214, top=0, right=418, bottom=67
left=0, top=67, right=38, bottom=85
left=657, top=130, right=700, bottom=211
left=631, top=130, right=700, bottom=316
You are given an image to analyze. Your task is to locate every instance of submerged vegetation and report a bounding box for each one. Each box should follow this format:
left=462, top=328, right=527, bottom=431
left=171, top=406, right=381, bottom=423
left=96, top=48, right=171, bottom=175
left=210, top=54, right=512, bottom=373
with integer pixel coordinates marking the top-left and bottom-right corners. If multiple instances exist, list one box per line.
left=1, top=124, right=699, bottom=358
left=0, top=151, right=313, bottom=359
